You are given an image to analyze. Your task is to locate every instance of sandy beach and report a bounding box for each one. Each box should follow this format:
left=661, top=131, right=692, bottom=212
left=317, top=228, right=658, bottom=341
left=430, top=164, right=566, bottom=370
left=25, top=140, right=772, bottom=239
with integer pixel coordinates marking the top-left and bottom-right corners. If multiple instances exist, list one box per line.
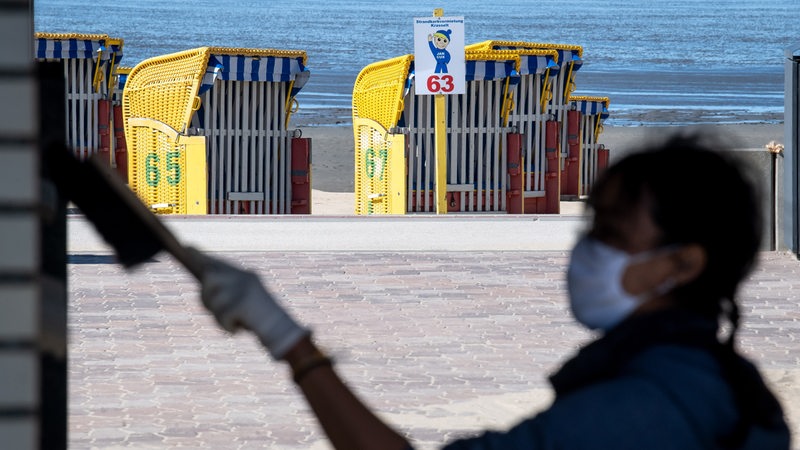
left=299, top=121, right=786, bottom=215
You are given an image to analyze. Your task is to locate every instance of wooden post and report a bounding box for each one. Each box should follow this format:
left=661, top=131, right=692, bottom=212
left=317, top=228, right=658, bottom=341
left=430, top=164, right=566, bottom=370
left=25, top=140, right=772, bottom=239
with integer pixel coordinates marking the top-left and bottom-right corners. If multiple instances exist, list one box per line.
left=433, top=8, right=447, bottom=214
left=506, top=133, right=523, bottom=214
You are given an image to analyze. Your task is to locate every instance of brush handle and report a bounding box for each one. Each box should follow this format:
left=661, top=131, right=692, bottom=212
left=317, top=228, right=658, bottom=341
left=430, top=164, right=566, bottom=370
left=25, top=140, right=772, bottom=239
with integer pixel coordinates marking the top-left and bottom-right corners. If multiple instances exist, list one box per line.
left=88, top=156, right=204, bottom=280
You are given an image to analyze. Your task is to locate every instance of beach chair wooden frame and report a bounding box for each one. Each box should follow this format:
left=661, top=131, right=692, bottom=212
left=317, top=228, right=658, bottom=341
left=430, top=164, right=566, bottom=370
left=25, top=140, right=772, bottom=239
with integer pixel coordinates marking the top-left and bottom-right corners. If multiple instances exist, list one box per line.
left=569, top=96, right=610, bottom=197
left=35, top=32, right=124, bottom=161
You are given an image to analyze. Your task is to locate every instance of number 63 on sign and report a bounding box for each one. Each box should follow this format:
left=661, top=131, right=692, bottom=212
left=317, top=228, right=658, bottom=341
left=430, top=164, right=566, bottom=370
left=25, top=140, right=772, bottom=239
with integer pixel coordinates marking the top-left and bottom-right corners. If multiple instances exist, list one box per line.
left=413, top=16, right=465, bottom=96
left=426, top=74, right=455, bottom=94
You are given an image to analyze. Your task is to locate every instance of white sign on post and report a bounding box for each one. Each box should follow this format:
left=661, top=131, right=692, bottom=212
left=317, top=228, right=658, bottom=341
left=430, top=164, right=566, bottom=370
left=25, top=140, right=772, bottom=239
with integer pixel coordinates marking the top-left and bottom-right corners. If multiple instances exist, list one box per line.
left=413, top=16, right=465, bottom=95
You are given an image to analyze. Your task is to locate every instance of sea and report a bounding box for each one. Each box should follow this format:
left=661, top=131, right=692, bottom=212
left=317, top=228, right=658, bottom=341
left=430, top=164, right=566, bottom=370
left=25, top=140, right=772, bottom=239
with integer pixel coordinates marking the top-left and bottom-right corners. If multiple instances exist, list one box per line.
left=34, top=0, right=800, bottom=126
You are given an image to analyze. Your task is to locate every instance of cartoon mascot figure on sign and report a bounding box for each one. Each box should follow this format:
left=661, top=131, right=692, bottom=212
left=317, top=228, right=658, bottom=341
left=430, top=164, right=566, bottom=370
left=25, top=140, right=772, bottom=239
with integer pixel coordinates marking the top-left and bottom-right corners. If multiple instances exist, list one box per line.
left=428, top=29, right=452, bottom=74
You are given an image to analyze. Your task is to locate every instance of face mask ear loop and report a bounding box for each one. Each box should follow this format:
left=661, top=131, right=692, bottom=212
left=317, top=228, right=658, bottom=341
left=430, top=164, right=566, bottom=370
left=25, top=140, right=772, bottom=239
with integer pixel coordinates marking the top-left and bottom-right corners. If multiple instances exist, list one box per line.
left=653, top=277, right=678, bottom=297
left=624, top=244, right=682, bottom=301
left=628, top=243, right=681, bottom=265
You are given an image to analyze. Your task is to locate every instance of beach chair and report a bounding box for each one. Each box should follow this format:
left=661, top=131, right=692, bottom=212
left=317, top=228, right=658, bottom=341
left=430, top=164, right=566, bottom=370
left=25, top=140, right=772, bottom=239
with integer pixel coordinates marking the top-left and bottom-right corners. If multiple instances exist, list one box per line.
left=122, top=47, right=311, bottom=215
left=35, top=32, right=124, bottom=162
left=353, top=49, right=563, bottom=214
left=567, top=96, right=611, bottom=198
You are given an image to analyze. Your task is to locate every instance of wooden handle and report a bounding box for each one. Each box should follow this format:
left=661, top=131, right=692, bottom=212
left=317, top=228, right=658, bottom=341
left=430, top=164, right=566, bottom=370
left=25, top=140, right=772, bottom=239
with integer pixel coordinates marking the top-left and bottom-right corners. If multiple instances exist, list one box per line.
left=88, top=156, right=204, bottom=280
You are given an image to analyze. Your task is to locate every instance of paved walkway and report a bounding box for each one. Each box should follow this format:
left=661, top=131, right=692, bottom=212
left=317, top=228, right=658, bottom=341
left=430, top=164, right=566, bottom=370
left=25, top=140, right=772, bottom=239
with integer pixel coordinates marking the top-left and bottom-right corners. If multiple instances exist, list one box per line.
left=67, top=217, right=800, bottom=449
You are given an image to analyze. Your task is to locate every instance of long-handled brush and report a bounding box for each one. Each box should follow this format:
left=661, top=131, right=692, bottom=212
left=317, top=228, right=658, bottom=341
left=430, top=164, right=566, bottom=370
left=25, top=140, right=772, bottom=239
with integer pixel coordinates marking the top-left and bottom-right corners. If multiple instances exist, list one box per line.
left=46, top=143, right=202, bottom=279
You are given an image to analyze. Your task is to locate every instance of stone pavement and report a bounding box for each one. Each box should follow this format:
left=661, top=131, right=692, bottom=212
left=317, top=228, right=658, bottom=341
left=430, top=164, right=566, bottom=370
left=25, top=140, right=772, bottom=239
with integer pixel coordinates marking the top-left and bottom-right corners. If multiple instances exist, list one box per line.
left=67, top=220, right=800, bottom=449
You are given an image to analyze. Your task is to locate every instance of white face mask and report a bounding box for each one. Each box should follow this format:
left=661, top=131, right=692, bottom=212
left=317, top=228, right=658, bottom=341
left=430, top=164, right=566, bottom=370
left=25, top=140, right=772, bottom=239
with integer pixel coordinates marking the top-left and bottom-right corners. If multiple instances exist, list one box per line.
left=567, top=236, right=674, bottom=331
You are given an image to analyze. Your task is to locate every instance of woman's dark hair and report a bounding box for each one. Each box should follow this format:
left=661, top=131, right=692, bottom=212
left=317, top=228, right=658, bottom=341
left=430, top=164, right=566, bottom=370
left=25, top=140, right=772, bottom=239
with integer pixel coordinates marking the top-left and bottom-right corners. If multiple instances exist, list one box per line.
left=588, top=131, right=763, bottom=340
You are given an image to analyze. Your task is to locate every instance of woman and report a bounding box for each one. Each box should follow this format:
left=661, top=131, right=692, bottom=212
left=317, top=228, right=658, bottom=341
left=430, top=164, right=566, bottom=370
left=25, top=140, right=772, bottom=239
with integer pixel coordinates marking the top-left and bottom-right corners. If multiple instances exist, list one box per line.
left=194, top=132, right=790, bottom=449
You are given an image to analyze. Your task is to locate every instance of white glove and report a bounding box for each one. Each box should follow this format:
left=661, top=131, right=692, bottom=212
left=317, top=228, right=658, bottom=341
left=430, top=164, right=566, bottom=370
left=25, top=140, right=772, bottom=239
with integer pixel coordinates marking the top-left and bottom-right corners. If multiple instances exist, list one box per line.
left=192, top=249, right=309, bottom=359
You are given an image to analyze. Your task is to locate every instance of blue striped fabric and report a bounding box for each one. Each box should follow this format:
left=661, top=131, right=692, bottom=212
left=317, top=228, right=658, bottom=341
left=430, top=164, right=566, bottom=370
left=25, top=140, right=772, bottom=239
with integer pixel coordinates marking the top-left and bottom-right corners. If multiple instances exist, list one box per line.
left=490, top=45, right=580, bottom=74
left=117, top=72, right=128, bottom=92
left=518, top=55, right=559, bottom=75
left=199, top=54, right=309, bottom=95
left=201, top=62, right=224, bottom=93
left=465, top=60, right=517, bottom=81
left=35, top=37, right=122, bottom=61
left=574, top=99, right=610, bottom=119
left=556, top=49, right=583, bottom=72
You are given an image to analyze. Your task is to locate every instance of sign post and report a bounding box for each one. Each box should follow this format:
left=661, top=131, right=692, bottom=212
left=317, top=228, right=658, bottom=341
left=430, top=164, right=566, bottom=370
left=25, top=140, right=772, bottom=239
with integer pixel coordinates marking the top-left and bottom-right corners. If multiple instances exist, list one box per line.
left=414, top=9, right=465, bottom=213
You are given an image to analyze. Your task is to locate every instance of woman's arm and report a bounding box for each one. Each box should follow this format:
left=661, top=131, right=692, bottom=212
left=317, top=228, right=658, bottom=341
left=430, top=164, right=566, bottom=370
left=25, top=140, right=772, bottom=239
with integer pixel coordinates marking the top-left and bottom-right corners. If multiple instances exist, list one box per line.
left=285, top=335, right=411, bottom=450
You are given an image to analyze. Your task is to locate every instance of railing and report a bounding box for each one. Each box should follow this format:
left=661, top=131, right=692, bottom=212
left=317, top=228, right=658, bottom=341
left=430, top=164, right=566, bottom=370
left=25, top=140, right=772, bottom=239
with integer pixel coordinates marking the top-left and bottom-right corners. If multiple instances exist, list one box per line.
left=784, top=43, right=800, bottom=255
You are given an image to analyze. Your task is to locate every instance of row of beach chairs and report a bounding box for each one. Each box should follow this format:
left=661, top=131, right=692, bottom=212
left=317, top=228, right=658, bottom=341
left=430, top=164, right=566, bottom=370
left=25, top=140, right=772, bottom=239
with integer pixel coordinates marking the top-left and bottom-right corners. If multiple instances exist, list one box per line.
left=35, top=33, right=610, bottom=215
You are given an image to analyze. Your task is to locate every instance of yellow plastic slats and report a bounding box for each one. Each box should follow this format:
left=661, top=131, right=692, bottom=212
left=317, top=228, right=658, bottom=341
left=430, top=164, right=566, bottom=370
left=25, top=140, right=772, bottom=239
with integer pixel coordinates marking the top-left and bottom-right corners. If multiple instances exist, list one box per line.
left=34, top=32, right=115, bottom=41
left=127, top=125, right=184, bottom=213
left=354, top=118, right=406, bottom=215
left=182, top=135, right=208, bottom=214
left=123, top=47, right=209, bottom=135
left=126, top=120, right=206, bottom=215
left=122, top=47, right=210, bottom=215
left=468, top=40, right=583, bottom=57
left=466, top=46, right=560, bottom=63
left=205, top=46, right=307, bottom=64
left=569, top=95, right=610, bottom=109
left=465, top=50, right=522, bottom=69
left=352, top=54, right=413, bottom=131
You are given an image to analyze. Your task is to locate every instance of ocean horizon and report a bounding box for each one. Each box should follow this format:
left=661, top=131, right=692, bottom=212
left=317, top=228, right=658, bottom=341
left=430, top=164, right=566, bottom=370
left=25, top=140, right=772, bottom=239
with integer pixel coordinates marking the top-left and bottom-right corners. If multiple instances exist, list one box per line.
left=34, top=0, right=798, bottom=126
